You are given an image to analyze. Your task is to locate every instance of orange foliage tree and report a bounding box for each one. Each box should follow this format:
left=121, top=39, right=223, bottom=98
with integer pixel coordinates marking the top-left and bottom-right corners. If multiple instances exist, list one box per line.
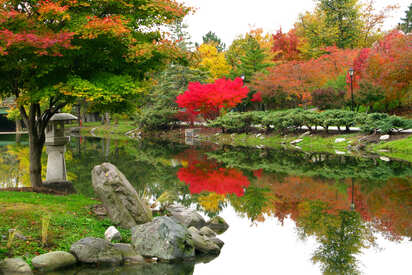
left=252, top=47, right=358, bottom=106
left=352, top=30, right=412, bottom=110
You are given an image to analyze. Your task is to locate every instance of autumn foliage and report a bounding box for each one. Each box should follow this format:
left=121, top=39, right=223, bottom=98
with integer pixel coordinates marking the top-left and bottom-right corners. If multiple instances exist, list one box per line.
left=351, top=30, right=412, bottom=108
left=252, top=47, right=358, bottom=104
left=176, top=77, right=249, bottom=120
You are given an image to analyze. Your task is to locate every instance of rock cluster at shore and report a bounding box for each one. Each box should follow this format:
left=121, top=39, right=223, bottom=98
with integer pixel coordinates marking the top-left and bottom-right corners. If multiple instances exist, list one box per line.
left=0, top=163, right=228, bottom=274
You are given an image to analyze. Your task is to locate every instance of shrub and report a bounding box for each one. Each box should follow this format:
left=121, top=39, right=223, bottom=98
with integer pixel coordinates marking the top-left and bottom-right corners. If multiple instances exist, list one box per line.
left=208, top=111, right=265, bottom=133
left=359, top=113, right=412, bottom=134
left=319, top=110, right=360, bottom=133
left=207, top=109, right=411, bottom=135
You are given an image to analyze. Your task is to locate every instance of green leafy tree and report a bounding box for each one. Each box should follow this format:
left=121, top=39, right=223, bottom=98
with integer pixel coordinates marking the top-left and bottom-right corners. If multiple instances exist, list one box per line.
left=0, top=0, right=190, bottom=189
left=317, top=0, right=362, bottom=48
left=399, top=3, right=412, bottom=33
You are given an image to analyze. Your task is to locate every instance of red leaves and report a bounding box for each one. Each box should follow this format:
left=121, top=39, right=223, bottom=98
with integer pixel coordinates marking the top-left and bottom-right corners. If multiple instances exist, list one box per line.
left=251, top=92, right=262, bottom=102
left=0, top=29, right=75, bottom=56
left=177, top=160, right=250, bottom=197
left=176, top=77, right=249, bottom=120
left=353, top=30, right=412, bottom=104
left=272, top=28, right=301, bottom=62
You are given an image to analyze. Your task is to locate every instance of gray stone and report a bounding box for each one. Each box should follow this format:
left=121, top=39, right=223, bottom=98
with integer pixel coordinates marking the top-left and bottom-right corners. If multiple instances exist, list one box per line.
left=0, top=258, right=32, bottom=274
left=70, top=237, right=122, bottom=265
left=206, top=216, right=229, bottom=234
left=380, top=134, right=390, bottom=141
left=113, top=243, right=145, bottom=264
left=199, top=226, right=216, bottom=238
left=188, top=227, right=221, bottom=255
left=299, top=131, right=311, bottom=138
left=104, top=226, right=121, bottom=242
left=380, top=156, right=390, bottom=162
left=92, top=163, right=152, bottom=229
left=32, top=251, right=76, bottom=272
left=290, top=139, right=303, bottom=144
left=131, top=216, right=195, bottom=261
left=166, top=205, right=206, bottom=229
left=209, top=237, right=225, bottom=249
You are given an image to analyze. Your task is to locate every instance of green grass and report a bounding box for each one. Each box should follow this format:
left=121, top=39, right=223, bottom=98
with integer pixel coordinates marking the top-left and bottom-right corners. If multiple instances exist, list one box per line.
left=68, top=120, right=136, bottom=138
left=372, top=135, right=412, bottom=162
left=0, top=192, right=131, bottom=263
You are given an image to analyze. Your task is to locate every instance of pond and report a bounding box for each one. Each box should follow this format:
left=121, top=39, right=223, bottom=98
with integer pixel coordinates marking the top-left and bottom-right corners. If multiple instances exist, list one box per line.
left=0, top=134, right=411, bottom=274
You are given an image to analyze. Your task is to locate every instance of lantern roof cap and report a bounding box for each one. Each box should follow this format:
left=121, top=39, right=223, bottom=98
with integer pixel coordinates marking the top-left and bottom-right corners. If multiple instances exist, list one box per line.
left=50, top=113, right=78, bottom=121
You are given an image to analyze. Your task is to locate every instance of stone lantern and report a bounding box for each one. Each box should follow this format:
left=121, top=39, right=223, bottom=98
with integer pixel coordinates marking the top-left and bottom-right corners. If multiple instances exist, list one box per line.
left=44, top=113, right=77, bottom=186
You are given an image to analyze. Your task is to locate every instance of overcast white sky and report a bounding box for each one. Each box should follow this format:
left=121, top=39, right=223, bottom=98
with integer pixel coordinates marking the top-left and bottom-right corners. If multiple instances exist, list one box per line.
left=178, top=0, right=411, bottom=46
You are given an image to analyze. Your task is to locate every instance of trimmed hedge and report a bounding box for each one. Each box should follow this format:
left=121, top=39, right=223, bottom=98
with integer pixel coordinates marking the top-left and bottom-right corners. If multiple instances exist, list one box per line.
left=208, top=109, right=412, bottom=134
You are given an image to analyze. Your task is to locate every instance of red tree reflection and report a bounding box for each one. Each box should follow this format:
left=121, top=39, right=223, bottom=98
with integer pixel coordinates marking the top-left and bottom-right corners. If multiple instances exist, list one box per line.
left=176, top=152, right=250, bottom=196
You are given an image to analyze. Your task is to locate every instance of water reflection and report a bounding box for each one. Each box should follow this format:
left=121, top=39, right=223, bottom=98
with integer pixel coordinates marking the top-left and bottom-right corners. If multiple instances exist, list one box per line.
left=0, top=135, right=411, bottom=274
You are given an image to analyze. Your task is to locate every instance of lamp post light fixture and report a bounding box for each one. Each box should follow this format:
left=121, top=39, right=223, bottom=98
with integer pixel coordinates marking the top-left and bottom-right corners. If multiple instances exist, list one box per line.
left=348, top=68, right=354, bottom=111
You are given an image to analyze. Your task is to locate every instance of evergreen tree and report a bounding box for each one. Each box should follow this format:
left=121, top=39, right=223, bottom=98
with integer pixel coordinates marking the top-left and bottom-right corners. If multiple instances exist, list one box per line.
left=237, top=38, right=270, bottom=83
left=200, top=31, right=226, bottom=52
left=170, top=20, right=194, bottom=52
left=399, top=3, right=412, bottom=33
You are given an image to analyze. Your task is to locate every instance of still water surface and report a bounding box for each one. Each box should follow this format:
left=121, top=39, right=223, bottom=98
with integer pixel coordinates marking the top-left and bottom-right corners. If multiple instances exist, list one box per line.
left=0, top=134, right=411, bottom=274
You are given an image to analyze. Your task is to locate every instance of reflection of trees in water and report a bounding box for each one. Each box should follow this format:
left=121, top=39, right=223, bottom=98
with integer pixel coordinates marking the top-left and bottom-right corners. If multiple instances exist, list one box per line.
left=297, top=201, right=374, bottom=275
left=0, top=145, right=44, bottom=188
left=27, top=137, right=412, bottom=274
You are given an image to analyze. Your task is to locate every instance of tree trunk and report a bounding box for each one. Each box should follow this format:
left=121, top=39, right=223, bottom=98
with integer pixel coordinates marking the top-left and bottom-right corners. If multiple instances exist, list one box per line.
left=29, top=132, right=43, bottom=190
left=15, top=119, right=22, bottom=132
left=18, top=101, right=64, bottom=190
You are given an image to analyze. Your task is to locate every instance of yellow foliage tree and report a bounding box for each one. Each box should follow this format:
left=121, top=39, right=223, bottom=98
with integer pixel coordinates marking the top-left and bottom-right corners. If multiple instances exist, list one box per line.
left=196, top=44, right=231, bottom=82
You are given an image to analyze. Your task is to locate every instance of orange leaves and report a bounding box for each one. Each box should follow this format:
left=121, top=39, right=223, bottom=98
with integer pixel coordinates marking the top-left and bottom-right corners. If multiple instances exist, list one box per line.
left=252, top=47, right=358, bottom=103
left=144, top=0, right=192, bottom=23
left=38, top=0, right=69, bottom=17
left=81, top=16, right=130, bottom=39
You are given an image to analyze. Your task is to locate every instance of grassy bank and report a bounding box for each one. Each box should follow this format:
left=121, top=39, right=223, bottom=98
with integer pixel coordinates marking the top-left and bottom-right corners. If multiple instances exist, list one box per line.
left=371, top=135, right=412, bottom=162
left=69, top=120, right=135, bottom=138
left=201, top=131, right=412, bottom=163
left=0, top=192, right=130, bottom=263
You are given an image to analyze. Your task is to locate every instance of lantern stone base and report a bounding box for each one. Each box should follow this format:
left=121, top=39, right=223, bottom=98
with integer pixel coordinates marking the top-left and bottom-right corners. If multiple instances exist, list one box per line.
left=46, top=145, right=68, bottom=183
left=43, top=181, right=76, bottom=194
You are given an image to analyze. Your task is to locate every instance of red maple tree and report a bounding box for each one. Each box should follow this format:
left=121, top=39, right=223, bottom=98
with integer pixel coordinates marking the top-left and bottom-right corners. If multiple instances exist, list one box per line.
left=176, top=77, right=249, bottom=120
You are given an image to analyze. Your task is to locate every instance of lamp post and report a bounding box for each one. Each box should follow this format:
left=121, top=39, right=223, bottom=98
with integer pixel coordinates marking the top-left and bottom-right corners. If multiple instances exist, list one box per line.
left=350, top=178, right=355, bottom=210
left=348, top=68, right=354, bottom=111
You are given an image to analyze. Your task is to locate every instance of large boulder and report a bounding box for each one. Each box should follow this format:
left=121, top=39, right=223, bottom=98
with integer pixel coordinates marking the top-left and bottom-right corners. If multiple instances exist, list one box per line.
left=92, top=163, right=152, bottom=229
left=131, top=216, right=195, bottom=261
left=188, top=227, right=221, bottom=255
left=70, top=237, right=122, bottom=265
left=166, top=205, right=206, bottom=229
left=0, top=257, right=32, bottom=274
left=32, top=251, right=76, bottom=272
